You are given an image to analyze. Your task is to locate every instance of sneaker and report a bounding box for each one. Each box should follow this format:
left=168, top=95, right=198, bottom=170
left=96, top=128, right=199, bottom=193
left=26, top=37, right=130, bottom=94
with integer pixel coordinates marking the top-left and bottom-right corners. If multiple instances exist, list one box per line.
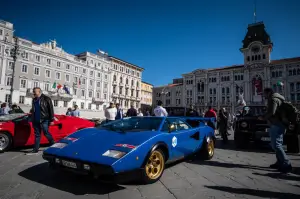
left=25, top=150, right=39, bottom=155
left=278, top=164, right=292, bottom=173
left=270, top=162, right=280, bottom=169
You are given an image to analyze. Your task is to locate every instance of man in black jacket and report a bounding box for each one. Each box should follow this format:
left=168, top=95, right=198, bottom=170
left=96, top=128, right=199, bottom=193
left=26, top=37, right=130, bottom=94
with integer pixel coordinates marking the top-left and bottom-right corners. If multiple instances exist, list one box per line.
left=27, top=87, right=55, bottom=154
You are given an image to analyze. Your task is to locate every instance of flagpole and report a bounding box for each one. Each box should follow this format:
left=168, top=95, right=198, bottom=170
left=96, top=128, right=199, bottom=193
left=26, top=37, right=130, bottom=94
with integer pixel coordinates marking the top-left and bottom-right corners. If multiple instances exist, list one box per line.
left=254, top=0, right=257, bottom=23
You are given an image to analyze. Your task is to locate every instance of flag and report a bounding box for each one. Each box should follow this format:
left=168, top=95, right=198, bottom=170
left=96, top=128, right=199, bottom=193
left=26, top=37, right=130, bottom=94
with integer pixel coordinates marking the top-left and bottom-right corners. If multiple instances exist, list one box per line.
left=78, top=78, right=81, bottom=87
left=63, top=85, right=70, bottom=95
left=52, top=82, right=57, bottom=89
left=57, top=84, right=62, bottom=89
left=277, top=81, right=284, bottom=86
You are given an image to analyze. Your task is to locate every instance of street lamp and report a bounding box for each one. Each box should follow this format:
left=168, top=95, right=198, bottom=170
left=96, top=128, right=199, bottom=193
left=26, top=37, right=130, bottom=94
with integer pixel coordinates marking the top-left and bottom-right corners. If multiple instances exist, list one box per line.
left=8, top=37, right=20, bottom=106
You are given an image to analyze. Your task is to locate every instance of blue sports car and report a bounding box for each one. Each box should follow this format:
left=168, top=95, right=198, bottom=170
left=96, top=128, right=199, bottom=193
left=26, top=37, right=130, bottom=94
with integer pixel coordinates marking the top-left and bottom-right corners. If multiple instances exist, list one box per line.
left=43, top=116, right=216, bottom=184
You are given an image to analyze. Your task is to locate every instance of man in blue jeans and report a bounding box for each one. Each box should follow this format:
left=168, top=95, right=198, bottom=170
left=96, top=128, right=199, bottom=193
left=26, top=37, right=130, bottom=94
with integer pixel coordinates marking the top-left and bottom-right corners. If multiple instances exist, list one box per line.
left=258, top=88, right=292, bottom=173
left=27, top=87, right=55, bottom=155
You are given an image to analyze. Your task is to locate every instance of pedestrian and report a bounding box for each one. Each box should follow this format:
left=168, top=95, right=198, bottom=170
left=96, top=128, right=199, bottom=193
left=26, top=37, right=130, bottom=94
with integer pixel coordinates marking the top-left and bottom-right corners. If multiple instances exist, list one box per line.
left=0, top=103, right=10, bottom=115
left=145, top=110, right=151, bottom=116
left=105, top=102, right=117, bottom=123
left=72, top=105, right=80, bottom=117
left=27, top=87, right=55, bottom=155
left=137, top=108, right=143, bottom=116
left=126, top=105, right=138, bottom=117
left=115, top=103, right=123, bottom=120
left=219, top=108, right=228, bottom=143
left=258, top=88, right=292, bottom=173
left=154, top=100, right=168, bottom=117
left=66, top=107, right=72, bottom=116
left=205, top=106, right=217, bottom=133
left=186, top=106, right=199, bottom=117
left=9, top=104, right=24, bottom=114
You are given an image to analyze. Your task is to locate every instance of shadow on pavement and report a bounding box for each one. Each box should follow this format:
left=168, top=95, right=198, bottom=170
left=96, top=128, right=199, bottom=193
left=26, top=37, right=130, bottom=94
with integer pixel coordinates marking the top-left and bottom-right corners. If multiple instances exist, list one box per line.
left=253, top=171, right=300, bottom=181
left=18, top=162, right=124, bottom=195
left=215, top=139, right=273, bottom=153
left=188, top=159, right=274, bottom=172
left=205, top=185, right=300, bottom=199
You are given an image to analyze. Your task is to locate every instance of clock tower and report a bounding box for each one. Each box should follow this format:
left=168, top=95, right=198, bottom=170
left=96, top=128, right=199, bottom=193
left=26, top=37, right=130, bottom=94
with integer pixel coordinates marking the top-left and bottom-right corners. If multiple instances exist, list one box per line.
left=240, top=22, right=273, bottom=67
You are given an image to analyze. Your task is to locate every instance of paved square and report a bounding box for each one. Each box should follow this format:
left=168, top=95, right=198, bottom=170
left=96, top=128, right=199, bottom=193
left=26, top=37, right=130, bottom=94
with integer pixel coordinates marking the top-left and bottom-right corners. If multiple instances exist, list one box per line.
left=0, top=136, right=299, bottom=199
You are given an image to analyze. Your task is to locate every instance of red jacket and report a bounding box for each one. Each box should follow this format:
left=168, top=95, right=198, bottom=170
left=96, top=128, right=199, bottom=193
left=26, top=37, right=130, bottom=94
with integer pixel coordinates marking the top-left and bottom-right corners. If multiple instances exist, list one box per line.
left=204, top=109, right=217, bottom=118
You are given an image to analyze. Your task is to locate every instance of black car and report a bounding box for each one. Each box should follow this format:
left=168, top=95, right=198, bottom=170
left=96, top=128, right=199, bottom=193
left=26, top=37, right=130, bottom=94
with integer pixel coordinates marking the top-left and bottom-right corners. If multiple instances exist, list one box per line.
left=285, top=122, right=300, bottom=153
left=234, top=106, right=269, bottom=148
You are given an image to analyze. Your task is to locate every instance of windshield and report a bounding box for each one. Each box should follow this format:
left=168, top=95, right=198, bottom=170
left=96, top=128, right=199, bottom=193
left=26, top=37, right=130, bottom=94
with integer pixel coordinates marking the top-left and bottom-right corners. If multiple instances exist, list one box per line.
left=97, top=117, right=163, bottom=132
left=242, top=106, right=266, bottom=117
left=0, top=113, right=27, bottom=122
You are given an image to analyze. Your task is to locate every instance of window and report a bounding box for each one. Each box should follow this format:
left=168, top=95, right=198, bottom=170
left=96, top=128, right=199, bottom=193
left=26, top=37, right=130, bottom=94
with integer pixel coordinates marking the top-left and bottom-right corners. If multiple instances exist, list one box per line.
left=104, top=83, right=108, bottom=89
left=105, top=75, right=108, bottom=80
left=96, top=105, right=99, bottom=110
left=81, top=90, right=85, bottom=97
left=64, top=101, right=68, bottom=108
left=36, top=55, right=40, bottom=62
left=66, top=74, right=70, bottom=82
left=137, top=72, right=140, bottom=77
left=131, top=80, right=134, bottom=85
left=83, top=68, right=86, bottom=73
left=44, top=83, right=50, bottom=91
left=113, top=75, right=116, bottom=81
left=136, top=91, right=139, bottom=97
left=96, top=92, right=100, bottom=98
left=47, top=59, right=51, bottom=65
left=97, top=72, right=101, bottom=78
left=8, top=62, right=13, bottom=70
left=104, top=94, right=107, bottom=99
left=82, top=78, right=86, bottom=84
left=20, top=79, right=27, bottom=88
left=33, top=81, right=39, bottom=88
left=66, top=64, right=70, bottom=70
left=113, top=86, right=116, bottom=93
left=56, top=72, right=61, bottom=80
left=0, top=29, right=3, bottom=35
left=247, top=56, right=250, bottom=61
left=23, top=52, right=29, bottom=59
left=54, top=100, right=58, bottom=107
left=21, top=65, right=28, bottom=73
left=89, top=91, right=93, bottom=98
left=81, top=102, right=84, bottom=109
left=5, top=94, right=11, bottom=103
left=97, top=82, right=101, bottom=87
left=57, top=61, right=61, bottom=67
left=34, top=67, right=40, bottom=75
left=19, top=96, right=25, bottom=104
left=44, top=70, right=51, bottom=79
left=75, top=67, right=78, bottom=72
left=90, top=70, right=94, bottom=76
left=6, top=77, right=12, bottom=86
left=88, top=103, right=92, bottom=109
left=90, top=80, right=93, bottom=86
left=263, top=54, right=266, bottom=59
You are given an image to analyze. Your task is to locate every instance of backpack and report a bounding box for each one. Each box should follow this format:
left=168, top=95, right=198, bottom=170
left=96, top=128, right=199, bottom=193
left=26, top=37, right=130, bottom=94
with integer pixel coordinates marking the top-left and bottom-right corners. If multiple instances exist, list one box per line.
left=276, top=99, right=300, bottom=125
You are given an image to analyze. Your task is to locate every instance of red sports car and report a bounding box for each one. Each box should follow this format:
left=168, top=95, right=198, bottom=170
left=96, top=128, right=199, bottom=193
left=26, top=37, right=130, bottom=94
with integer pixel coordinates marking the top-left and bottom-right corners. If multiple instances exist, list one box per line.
left=0, top=114, right=95, bottom=152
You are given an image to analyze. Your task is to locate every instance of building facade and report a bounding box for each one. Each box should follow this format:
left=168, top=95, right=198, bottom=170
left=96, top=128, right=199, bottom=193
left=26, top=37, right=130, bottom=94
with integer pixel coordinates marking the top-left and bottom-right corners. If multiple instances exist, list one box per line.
left=0, top=20, right=144, bottom=117
left=141, top=81, right=153, bottom=112
left=153, top=22, right=300, bottom=114
left=110, top=56, right=144, bottom=109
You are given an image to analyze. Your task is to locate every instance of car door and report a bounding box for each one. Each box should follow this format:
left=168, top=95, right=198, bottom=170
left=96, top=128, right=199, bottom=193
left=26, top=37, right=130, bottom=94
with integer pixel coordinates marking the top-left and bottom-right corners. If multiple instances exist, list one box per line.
left=164, top=118, right=200, bottom=160
left=13, top=115, right=35, bottom=147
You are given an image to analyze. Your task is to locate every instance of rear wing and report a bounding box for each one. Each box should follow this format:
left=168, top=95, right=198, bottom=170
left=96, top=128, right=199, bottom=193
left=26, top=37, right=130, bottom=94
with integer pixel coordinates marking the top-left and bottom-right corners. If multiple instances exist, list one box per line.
left=181, top=117, right=216, bottom=128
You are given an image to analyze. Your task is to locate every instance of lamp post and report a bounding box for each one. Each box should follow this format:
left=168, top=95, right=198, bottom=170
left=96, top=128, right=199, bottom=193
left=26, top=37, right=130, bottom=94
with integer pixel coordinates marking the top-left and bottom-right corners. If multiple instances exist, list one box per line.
left=9, top=37, right=20, bottom=106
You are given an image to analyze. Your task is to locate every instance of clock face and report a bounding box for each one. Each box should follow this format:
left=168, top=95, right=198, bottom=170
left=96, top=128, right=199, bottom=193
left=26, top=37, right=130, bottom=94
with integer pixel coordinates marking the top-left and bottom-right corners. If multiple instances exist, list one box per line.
left=251, top=46, right=260, bottom=53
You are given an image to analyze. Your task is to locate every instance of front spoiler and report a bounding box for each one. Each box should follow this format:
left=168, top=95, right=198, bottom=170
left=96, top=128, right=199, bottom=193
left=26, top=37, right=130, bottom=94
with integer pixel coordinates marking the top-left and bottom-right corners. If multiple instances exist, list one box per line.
left=43, top=153, right=142, bottom=183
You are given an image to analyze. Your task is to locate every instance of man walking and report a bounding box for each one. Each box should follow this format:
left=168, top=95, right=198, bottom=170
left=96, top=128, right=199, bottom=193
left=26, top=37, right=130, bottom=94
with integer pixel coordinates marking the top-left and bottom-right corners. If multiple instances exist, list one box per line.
left=105, top=102, right=117, bottom=123
left=72, top=105, right=80, bottom=117
left=258, top=88, right=292, bottom=173
left=154, top=100, right=168, bottom=117
left=115, top=103, right=123, bottom=120
left=27, top=87, right=55, bottom=154
left=126, top=105, right=138, bottom=117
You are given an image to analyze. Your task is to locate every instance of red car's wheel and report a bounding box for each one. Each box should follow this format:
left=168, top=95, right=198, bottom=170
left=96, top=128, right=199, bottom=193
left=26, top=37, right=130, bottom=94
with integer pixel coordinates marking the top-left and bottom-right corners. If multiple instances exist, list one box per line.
left=0, top=132, right=12, bottom=152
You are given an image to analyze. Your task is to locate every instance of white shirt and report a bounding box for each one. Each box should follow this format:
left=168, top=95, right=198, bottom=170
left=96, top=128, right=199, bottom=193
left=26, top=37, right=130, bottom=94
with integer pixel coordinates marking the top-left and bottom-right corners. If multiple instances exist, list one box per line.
left=138, top=112, right=143, bottom=116
left=154, top=106, right=168, bottom=117
left=105, top=107, right=117, bottom=120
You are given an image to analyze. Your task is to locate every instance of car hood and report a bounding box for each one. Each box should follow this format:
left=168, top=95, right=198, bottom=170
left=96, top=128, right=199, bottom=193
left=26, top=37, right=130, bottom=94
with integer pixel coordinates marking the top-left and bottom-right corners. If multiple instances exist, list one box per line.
left=44, top=128, right=160, bottom=165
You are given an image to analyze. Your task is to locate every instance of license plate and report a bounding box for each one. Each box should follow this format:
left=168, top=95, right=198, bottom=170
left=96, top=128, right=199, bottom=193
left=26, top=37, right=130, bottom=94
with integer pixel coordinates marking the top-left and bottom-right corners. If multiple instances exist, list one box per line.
left=62, top=160, right=77, bottom=169
left=261, top=137, right=271, bottom=141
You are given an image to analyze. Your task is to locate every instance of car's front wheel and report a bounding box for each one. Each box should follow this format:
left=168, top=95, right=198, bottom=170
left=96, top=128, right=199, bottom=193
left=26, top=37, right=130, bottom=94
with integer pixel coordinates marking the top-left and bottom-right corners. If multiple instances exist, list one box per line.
left=0, top=132, right=12, bottom=153
left=141, top=149, right=165, bottom=184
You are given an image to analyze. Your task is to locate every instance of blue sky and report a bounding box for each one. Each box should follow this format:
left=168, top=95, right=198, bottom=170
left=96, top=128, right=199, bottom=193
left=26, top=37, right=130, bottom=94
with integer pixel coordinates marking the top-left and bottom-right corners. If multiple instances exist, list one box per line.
left=1, top=0, right=300, bottom=86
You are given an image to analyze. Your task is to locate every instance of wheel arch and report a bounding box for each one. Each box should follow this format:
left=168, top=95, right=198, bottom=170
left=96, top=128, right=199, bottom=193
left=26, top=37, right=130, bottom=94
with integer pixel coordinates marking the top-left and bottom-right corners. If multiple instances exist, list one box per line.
left=142, top=142, right=169, bottom=166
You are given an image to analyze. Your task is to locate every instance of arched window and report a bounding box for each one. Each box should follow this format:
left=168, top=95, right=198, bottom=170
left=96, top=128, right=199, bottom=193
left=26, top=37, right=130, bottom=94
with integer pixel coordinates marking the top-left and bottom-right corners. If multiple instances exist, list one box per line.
left=113, top=75, right=116, bottom=81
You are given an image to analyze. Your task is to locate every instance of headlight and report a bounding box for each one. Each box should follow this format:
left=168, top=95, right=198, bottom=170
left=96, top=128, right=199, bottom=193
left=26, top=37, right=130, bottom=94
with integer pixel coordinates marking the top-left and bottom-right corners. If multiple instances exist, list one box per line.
left=102, top=150, right=126, bottom=159
left=50, top=143, right=67, bottom=149
left=240, top=122, right=248, bottom=128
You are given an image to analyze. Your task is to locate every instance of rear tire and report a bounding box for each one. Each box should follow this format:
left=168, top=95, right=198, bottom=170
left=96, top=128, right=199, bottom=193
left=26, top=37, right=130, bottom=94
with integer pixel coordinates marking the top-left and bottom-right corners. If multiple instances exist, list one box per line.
left=0, top=132, right=12, bottom=153
left=141, top=149, right=165, bottom=184
left=199, top=137, right=215, bottom=160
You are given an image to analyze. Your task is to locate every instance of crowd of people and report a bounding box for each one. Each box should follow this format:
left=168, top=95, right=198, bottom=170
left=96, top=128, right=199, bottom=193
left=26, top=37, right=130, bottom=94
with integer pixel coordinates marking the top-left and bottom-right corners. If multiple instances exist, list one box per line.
left=0, top=102, right=24, bottom=115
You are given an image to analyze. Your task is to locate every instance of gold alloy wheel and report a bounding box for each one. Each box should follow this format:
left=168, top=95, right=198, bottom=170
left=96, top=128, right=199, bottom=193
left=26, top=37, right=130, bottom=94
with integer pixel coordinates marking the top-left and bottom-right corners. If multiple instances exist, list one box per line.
left=145, top=150, right=165, bottom=180
left=207, top=139, right=214, bottom=157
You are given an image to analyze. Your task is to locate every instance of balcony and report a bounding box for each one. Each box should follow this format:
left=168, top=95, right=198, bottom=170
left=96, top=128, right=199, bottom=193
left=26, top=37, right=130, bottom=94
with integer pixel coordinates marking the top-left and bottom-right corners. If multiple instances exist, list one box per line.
left=125, top=95, right=131, bottom=99
left=136, top=97, right=141, bottom=101
left=119, top=94, right=125, bottom=98
left=92, top=97, right=105, bottom=105
left=119, top=82, right=124, bottom=86
left=112, top=93, right=118, bottom=97
left=125, top=84, right=130, bottom=88
left=131, top=85, right=136, bottom=89
left=113, top=81, right=117, bottom=85
left=136, top=86, right=141, bottom=90
left=131, top=96, right=136, bottom=100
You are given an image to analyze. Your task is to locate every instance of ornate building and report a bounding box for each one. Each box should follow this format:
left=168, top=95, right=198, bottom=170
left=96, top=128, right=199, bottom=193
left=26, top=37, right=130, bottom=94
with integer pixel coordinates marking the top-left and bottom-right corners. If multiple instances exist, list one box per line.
left=140, top=81, right=153, bottom=112
left=0, top=20, right=144, bottom=117
left=153, top=21, right=300, bottom=114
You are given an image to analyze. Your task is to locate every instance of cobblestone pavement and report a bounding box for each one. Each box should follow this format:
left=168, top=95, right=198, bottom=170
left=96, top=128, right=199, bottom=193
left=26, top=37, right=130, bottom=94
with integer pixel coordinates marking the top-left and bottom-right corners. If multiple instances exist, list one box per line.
left=0, top=135, right=299, bottom=199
